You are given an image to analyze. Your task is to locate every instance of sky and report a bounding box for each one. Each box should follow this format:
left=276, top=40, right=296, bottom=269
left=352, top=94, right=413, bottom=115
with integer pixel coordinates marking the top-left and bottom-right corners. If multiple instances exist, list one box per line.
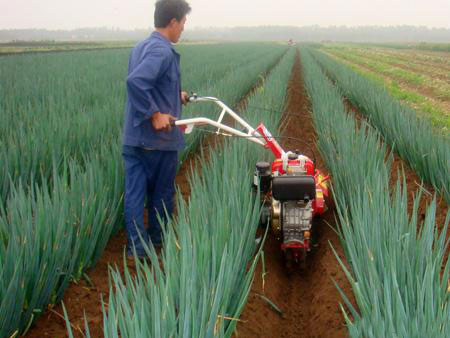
left=1, top=0, right=449, bottom=30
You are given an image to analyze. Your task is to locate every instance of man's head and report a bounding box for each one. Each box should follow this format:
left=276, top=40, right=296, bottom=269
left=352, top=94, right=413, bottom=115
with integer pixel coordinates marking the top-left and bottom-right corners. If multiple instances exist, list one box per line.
left=154, top=0, right=191, bottom=43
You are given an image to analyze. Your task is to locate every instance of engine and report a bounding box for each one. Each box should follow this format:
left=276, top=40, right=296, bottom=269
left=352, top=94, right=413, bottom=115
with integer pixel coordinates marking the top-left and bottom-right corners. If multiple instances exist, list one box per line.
left=271, top=173, right=316, bottom=251
left=254, top=151, right=328, bottom=267
left=282, top=200, right=313, bottom=247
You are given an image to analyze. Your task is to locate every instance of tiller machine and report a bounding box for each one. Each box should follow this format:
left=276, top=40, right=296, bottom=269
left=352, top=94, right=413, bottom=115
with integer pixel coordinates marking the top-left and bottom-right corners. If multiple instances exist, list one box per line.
left=174, top=95, right=330, bottom=269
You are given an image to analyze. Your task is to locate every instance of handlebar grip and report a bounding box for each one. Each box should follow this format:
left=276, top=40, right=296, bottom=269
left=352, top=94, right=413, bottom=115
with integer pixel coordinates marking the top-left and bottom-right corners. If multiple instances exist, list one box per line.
left=188, top=92, right=198, bottom=102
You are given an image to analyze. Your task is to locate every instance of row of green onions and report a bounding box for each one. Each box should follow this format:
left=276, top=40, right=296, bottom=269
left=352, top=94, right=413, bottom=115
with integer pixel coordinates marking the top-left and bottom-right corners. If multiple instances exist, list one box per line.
left=309, top=48, right=450, bottom=203
left=0, top=44, right=288, bottom=337
left=300, top=47, right=449, bottom=337
left=0, top=45, right=286, bottom=202
left=64, top=48, right=296, bottom=337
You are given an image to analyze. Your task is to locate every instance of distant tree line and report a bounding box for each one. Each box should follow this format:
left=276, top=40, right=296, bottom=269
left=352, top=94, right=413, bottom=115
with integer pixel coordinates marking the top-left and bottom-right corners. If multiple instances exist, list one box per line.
left=0, top=25, right=449, bottom=43
left=0, top=27, right=149, bottom=42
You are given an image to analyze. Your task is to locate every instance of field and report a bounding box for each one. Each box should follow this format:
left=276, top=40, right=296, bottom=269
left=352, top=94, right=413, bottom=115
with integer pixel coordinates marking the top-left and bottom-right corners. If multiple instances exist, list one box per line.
left=0, top=43, right=448, bottom=338
left=0, top=41, right=136, bottom=55
left=321, top=44, right=450, bottom=132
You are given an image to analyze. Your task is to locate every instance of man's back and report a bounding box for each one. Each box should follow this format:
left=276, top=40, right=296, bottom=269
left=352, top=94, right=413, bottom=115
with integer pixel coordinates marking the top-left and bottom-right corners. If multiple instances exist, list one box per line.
left=123, top=31, right=184, bottom=151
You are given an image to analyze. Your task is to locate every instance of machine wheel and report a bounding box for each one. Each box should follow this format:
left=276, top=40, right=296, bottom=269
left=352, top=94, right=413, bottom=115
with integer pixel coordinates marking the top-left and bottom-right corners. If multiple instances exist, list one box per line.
left=259, top=204, right=271, bottom=228
left=284, top=249, right=295, bottom=275
left=283, top=248, right=308, bottom=273
left=298, top=248, right=307, bottom=270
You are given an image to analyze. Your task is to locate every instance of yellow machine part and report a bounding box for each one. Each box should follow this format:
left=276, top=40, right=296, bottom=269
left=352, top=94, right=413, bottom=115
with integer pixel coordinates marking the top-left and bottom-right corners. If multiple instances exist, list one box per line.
left=271, top=199, right=281, bottom=237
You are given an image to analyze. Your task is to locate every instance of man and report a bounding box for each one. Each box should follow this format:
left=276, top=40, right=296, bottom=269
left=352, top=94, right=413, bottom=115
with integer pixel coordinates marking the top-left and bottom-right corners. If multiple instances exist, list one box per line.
left=123, top=0, right=191, bottom=258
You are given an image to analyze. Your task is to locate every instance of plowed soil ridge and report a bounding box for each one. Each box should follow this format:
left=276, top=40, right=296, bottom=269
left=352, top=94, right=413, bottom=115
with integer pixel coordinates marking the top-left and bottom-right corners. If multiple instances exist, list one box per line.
left=235, top=52, right=352, bottom=338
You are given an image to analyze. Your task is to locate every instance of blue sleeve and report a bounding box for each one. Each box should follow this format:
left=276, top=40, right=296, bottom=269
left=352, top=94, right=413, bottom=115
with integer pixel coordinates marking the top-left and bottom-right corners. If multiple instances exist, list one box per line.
left=126, top=47, right=169, bottom=125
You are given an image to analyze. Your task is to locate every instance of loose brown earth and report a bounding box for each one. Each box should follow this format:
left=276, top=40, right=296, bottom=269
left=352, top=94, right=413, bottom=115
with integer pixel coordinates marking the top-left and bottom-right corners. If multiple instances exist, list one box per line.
left=235, top=53, right=354, bottom=338
left=26, top=51, right=448, bottom=338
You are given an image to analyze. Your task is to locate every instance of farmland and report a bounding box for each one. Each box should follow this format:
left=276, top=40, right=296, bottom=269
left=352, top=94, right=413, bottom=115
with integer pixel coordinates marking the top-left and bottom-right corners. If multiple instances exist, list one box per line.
left=0, top=43, right=448, bottom=338
left=0, top=41, right=136, bottom=56
left=321, top=44, right=450, bottom=132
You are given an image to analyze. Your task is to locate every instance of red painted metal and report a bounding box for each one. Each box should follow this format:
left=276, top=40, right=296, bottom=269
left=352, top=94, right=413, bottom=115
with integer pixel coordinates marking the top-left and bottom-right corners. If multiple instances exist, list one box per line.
left=281, top=239, right=310, bottom=250
left=255, top=123, right=284, bottom=159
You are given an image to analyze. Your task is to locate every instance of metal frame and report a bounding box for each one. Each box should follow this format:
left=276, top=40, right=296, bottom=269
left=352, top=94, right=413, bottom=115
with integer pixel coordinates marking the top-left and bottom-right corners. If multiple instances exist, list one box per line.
left=174, top=96, right=266, bottom=147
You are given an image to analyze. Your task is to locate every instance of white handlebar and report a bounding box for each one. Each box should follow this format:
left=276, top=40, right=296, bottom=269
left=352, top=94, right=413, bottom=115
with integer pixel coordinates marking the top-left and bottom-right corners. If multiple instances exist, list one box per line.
left=175, top=96, right=265, bottom=146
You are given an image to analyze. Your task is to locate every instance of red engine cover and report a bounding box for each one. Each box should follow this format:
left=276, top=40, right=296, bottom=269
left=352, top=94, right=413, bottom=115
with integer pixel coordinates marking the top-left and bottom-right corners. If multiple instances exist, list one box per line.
left=271, top=158, right=315, bottom=176
left=271, top=157, right=328, bottom=217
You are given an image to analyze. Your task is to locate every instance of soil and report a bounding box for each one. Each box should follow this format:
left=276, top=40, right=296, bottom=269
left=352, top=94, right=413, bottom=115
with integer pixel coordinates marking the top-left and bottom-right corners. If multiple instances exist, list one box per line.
left=235, top=52, right=354, bottom=338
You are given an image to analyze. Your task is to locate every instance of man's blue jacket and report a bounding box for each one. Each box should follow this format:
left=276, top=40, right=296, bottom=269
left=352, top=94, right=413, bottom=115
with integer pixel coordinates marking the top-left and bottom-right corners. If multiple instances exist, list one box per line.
left=123, top=31, right=185, bottom=151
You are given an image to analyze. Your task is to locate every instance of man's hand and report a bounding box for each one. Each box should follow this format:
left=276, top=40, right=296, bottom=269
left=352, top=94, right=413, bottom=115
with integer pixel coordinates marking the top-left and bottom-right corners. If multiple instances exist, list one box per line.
left=151, top=112, right=177, bottom=131
left=181, top=91, right=189, bottom=105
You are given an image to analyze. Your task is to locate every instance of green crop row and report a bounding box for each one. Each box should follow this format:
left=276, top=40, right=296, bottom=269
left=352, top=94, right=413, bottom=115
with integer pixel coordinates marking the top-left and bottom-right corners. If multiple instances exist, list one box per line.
left=300, top=47, right=449, bottom=338
left=64, top=48, right=296, bottom=337
left=0, top=142, right=123, bottom=338
left=342, top=48, right=449, bottom=82
left=325, top=50, right=450, bottom=130
left=0, top=44, right=287, bottom=337
left=0, top=44, right=286, bottom=202
left=367, top=42, right=450, bottom=53
left=323, top=53, right=450, bottom=132
left=310, top=49, right=450, bottom=203
left=321, top=43, right=450, bottom=68
left=179, top=45, right=287, bottom=164
left=323, top=47, right=450, bottom=100
left=322, top=45, right=450, bottom=77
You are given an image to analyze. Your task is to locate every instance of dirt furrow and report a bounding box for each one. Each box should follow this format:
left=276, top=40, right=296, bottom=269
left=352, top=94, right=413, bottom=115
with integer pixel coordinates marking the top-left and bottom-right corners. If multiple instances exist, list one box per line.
left=236, top=52, right=352, bottom=338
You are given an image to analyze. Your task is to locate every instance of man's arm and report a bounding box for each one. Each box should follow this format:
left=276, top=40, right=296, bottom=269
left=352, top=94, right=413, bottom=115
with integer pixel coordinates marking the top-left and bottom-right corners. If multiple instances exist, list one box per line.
left=126, top=47, right=169, bottom=126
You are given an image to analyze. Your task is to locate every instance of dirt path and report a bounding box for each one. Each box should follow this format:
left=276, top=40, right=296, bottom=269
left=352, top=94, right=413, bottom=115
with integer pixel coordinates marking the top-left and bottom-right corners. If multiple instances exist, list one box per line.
left=235, top=52, right=353, bottom=338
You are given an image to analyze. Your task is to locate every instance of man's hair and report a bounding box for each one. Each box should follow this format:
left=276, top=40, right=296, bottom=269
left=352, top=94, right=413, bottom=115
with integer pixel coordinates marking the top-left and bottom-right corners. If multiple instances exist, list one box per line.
left=154, top=0, right=191, bottom=28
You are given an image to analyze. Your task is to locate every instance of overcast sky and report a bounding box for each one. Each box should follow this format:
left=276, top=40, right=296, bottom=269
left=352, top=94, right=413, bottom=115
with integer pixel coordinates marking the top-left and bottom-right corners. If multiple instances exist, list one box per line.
left=1, top=0, right=449, bottom=30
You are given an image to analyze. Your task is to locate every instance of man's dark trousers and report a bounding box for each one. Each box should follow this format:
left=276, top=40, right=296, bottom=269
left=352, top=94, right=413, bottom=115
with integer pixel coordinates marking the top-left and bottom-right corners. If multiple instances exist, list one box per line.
left=123, top=145, right=177, bottom=257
